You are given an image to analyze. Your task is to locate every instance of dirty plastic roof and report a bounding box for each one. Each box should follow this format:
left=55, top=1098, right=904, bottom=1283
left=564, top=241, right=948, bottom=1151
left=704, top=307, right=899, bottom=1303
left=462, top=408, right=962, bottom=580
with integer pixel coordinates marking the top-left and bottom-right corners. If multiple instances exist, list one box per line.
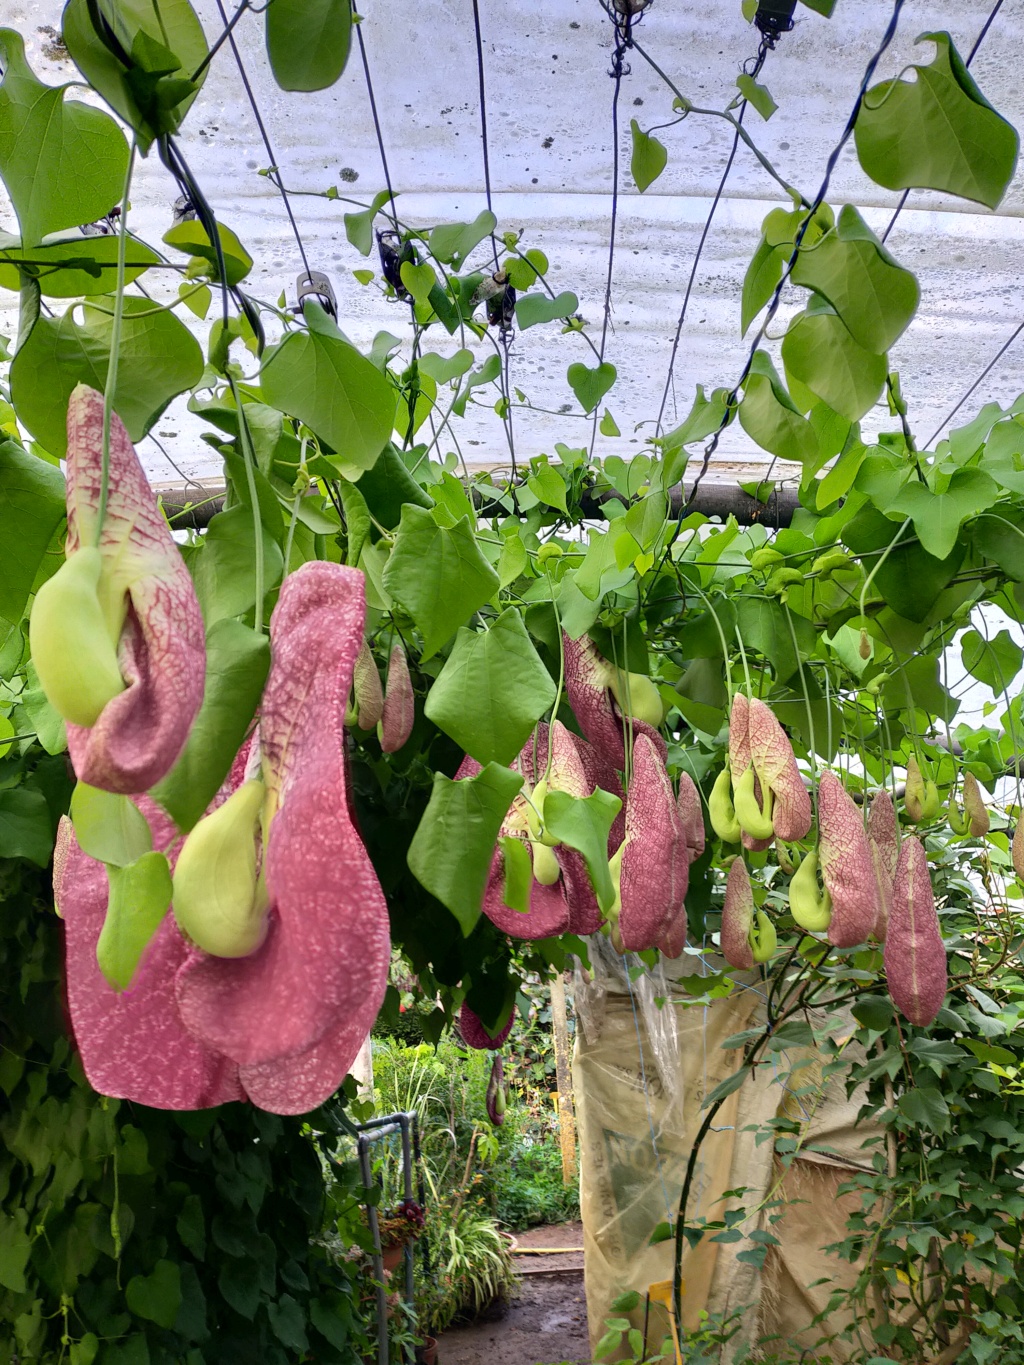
left=6, top=0, right=1024, bottom=486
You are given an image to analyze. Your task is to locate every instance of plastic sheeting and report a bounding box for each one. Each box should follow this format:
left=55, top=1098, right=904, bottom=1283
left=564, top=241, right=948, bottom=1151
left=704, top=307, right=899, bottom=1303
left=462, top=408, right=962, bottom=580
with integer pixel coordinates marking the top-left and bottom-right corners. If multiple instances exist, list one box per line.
left=574, top=940, right=883, bottom=1361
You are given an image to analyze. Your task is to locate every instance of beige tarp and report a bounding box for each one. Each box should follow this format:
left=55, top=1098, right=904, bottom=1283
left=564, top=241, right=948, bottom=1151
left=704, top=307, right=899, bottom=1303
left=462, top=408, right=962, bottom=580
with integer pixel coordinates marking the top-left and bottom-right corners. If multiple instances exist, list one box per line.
left=573, top=942, right=883, bottom=1362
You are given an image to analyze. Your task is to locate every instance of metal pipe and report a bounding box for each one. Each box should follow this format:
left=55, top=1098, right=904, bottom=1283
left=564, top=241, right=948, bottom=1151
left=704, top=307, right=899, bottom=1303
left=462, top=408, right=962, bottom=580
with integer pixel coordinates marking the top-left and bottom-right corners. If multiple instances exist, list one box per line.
left=158, top=478, right=800, bottom=531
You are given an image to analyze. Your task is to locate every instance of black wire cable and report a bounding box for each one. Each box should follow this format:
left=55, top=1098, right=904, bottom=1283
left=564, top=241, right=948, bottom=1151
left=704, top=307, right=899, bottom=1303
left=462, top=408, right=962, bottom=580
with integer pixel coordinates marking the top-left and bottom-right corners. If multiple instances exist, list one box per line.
left=880, top=0, right=1006, bottom=243
left=469, top=0, right=516, bottom=477
left=681, top=0, right=907, bottom=513
left=655, top=39, right=769, bottom=439
left=211, top=0, right=311, bottom=278
left=352, top=0, right=400, bottom=234
left=588, top=5, right=641, bottom=458
left=923, top=317, right=1024, bottom=450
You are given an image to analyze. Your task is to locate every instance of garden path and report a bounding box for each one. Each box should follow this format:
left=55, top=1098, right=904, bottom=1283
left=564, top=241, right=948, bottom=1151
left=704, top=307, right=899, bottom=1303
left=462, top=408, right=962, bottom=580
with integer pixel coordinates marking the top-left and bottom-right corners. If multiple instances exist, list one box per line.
left=437, top=1222, right=589, bottom=1365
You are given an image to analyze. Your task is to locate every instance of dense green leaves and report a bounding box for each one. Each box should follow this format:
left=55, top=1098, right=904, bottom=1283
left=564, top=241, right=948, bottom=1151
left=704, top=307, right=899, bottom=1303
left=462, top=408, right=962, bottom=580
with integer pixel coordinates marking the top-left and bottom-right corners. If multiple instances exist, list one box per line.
left=855, top=32, right=1019, bottom=209
left=265, top=0, right=352, bottom=91
left=424, top=609, right=556, bottom=766
left=383, top=505, right=500, bottom=657
left=0, top=440, right=65, bottom=650
left=0, top=30, right=129, bottom=248
left=152, top=621, right=271, bottom=832
left=10, top=296, right=203, bottom=457
left=61, top=0, right=209, bottom=152
left=261, top=301, right=395, bottom=477
left=407, top=762, right=523, bottom=933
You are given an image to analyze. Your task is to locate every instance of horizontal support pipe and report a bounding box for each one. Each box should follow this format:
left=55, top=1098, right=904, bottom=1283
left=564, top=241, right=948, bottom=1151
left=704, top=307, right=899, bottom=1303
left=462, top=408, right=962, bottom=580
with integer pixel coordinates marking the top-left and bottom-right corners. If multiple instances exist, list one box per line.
left=159, top=479, right=799, bottom=530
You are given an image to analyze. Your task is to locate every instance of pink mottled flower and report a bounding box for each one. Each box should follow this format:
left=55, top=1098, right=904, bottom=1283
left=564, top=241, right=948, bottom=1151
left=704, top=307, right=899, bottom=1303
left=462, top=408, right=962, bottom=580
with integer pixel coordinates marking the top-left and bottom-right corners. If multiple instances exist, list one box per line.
left=676, top=771, right=705, bottom=862
left=379, top=642, right=415, bottom=753
left=721, top=857, right=755, bottom=971
left=175, top=563, right=391, bottom=1114
left=885, top=837, right=946, bottom=1027
left=352, top=639, right=384, bottom=730
left=817, top=771, right=877, bottom=949
left=56, top=798, right=245, bottom=1111
left=728, top=692, right=772, bottom=853
left=460, top=1002, right=515, bottom=1050
left=59, top=385, right=205, bottom=793
left=617, top=734, right=689, bottom=952
left=468, top=721, right=602, bottom=940
left=563, top=633, right=666, bottom=776
left=747, top=697, right=811, bottom=842
left=867, top=789, right=899, bottom=941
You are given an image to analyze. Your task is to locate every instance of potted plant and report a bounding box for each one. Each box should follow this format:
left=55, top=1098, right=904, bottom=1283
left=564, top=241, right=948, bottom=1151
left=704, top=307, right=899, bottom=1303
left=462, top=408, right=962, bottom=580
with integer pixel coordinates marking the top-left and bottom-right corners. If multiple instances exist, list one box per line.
left=377, top=1196, right=426, bottom=1272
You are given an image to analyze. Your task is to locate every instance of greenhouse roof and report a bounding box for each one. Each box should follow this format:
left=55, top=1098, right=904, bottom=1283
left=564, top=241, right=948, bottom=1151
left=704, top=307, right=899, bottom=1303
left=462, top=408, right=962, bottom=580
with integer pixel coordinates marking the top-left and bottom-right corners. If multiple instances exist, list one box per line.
left=7, top=0, right=1024, bottom=487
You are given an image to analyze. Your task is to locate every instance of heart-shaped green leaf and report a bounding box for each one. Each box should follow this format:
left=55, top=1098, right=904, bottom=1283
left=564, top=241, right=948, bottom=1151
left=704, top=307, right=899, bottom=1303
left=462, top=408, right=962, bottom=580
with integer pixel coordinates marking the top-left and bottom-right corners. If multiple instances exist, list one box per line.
left=854, top=32, right=1018, bottom=209
left=266, top=0, right=351, bottom=91
left=630, top=119, right=668, bottom=192
left=515, top=291, right=579, bottom=330
left=9, top=296, right=204, bottom=457
left=0, top=29, right=130, bottom=247
left=407, top=762, right=524, bottom=934
left=781, top=308, right=887, bottom=422
left=567, top=361, right=616, bottom=414
left=260, top=300, right=396, bottom=476
left=425, top=608, right=556, bottom=766
left=399, top=260, right=437, bottom=305
left=96, top=851, right=173, bottom=992
left=70, top=783, right=152, bottom=867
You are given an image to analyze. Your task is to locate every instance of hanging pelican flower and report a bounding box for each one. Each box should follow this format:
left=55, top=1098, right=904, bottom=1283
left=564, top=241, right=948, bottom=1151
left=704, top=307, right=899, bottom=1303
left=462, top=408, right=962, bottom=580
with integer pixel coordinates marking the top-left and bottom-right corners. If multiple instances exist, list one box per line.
left=30, top=384, right=205, bottom=793
left=174, top=562, right=392, bottom=1114
left=465, top=721, right=603, bottom=940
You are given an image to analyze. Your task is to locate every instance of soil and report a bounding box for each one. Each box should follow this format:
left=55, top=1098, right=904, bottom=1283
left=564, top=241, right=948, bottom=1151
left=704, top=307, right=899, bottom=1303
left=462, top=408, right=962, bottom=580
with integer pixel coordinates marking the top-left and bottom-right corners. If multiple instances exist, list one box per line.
left=437, top=1221, right=589, bottom=1365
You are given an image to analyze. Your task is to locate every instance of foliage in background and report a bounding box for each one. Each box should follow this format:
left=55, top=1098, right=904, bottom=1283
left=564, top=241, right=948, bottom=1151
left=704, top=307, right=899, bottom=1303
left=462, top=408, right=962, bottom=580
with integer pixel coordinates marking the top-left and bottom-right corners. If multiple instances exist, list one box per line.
left=0, top=851, right=374, bottom=1365
left=2, top=1, right=1024, bottom=1361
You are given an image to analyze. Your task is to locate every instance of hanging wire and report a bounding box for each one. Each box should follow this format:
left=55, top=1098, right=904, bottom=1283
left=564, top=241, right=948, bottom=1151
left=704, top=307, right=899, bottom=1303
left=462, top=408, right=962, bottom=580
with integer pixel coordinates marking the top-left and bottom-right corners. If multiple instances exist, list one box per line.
left=352, top=0, right=400, bottom=234
left=469, top=0, right=517, bottom=477
left=211, top=0, right=311, bottom=277
left=679, top=0, right=907, bottom=513
left=655, top=38, right=770, bottom=439
left=880, top=0, right=1006, bottom=243
left=923, top=317, right=1024, bottom=450
left=588, top=1, right=650, bottom=457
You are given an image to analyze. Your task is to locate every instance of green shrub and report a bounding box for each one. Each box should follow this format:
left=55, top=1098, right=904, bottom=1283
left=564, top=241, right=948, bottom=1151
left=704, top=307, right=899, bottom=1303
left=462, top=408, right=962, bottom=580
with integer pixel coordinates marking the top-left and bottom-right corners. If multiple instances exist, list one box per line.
left=0, top=856, right=373, bottom=1365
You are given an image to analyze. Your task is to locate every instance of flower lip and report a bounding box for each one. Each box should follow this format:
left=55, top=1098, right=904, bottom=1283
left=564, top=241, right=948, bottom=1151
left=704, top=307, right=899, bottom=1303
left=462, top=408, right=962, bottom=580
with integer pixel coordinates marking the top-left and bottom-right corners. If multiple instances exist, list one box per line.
left=885, top=835, right=946, bottom=1027
left=746, top=696, right=812, bottom=842
left=617, top=733, right=689, bottom=953
left=817, top=770, right=878, bottom=949
left=563, top=632, right=666, bottom=776
left=57, top=796, right=245, bottom=1111
left=174, top=562, right=391, bottom=1114
left=61, top=385, right=206, bottom=794
left=474, top=721, right=601, bottom=940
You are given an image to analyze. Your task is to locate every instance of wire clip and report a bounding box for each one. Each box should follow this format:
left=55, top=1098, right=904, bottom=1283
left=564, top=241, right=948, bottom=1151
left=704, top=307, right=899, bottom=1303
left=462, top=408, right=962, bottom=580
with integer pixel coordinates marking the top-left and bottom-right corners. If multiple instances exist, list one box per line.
left=295, top=270, right=338, bottom=320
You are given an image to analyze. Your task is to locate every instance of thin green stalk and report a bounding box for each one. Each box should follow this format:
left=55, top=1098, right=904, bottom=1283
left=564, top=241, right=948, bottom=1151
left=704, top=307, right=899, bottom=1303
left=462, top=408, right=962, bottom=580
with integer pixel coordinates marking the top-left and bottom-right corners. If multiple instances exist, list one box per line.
left=544, top=578, right=566, bottom=782
left=96, top=141, right=137, bottom=545
left=228, top=373, right=265, bottom=634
